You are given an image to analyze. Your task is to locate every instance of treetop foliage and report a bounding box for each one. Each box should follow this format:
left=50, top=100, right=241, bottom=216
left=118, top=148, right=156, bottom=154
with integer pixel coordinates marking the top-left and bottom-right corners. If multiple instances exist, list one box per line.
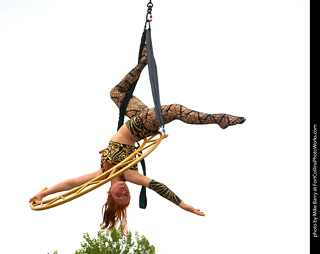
left=48, top=226, right=156, bottom=254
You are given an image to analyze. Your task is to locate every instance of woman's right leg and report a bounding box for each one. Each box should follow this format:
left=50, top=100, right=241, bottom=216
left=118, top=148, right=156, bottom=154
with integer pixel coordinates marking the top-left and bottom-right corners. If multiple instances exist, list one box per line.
left=139, top=104, right=246, bottom=130
left=110, top=48, right=149, bottom=119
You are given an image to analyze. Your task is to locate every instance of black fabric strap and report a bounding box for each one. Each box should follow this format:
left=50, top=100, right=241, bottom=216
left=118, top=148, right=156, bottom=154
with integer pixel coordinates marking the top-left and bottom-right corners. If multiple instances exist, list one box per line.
left=116, top=27, right=164, bottom=209
left=139, top=158, right=147, bottom=209
left=139, top=28, right=164, bottom=209
left=145, top=28, right=164, bottom=128
left=116, top=30, right=149, bottom=209
left=117, top=31, right=147, bottom=131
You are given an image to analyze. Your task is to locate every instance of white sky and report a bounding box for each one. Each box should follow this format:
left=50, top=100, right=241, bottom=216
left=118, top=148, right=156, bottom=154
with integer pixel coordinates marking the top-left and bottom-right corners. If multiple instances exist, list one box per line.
left=0, top=0, right=310, bottom=253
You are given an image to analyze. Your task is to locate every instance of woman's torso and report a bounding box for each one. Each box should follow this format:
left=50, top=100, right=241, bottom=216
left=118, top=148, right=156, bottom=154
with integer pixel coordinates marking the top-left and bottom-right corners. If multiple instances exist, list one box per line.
left=104, top=117, right=159, bottom=177
left=110, top=125, right=139, bottom=146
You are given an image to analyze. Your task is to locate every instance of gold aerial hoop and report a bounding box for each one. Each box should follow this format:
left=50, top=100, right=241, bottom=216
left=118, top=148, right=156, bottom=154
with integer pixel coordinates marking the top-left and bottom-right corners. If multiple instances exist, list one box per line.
left=30, top=131, right=167, bottom=211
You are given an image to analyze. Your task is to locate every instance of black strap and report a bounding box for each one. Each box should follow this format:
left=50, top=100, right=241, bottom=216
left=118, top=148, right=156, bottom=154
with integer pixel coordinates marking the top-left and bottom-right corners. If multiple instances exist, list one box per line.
left=117, top=31, right=147, bottom=131
left=116, top=30, right=149, bottom=209
left=138, top=158, right=147, bottom=209
left=138, top=28, right=165, bottom=208
left=117, top=1, right=164, bottom=209
left=145, top=28, right=164, bottom=128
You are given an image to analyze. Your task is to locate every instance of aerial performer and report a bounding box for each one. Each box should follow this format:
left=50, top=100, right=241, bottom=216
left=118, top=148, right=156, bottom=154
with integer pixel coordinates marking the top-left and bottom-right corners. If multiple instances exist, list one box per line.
left=29, top=46, right=246, bottom=236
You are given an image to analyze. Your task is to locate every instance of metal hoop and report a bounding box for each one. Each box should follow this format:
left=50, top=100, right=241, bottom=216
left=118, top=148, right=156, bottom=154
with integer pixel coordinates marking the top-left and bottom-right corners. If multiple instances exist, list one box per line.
left=30, top=131, right=167, bottom=211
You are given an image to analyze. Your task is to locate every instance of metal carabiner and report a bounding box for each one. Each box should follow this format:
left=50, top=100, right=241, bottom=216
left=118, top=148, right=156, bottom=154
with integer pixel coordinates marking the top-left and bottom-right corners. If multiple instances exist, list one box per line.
left=147, top=0, right=153, bottom=10
left=146, top=12, right=152, bottom=22
left=146, top=0, right=153, bottom=22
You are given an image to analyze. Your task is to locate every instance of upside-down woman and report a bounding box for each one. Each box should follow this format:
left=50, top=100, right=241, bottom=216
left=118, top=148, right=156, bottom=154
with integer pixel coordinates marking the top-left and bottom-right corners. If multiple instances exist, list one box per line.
left=29, top=47, right=246, bottom=236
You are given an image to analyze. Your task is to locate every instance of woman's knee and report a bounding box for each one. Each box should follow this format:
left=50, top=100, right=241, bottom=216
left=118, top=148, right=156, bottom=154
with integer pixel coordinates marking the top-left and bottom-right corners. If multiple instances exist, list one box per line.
left=110, top=85, right=122, bottom=99
left=110, top=87, right=115, bottom=99
left=110, top=86, right=124, bottom=107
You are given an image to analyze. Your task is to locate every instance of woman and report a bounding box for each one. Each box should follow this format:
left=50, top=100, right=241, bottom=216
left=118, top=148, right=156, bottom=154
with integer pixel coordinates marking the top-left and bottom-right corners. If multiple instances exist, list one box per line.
left=29, top=47, right=246, bottom=236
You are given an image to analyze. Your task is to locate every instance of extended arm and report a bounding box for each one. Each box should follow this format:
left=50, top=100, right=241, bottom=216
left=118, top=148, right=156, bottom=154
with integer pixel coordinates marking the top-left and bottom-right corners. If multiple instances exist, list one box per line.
left=123, top=170, right=205, bottom=216
left=29, top=169, right=103, bottom=202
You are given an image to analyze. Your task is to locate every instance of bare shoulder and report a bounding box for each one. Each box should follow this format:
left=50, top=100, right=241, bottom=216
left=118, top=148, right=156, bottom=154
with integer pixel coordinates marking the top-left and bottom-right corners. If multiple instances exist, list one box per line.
left=123, top=170, right=152, bottom=187
left=122, top=169, right=139, bottom=181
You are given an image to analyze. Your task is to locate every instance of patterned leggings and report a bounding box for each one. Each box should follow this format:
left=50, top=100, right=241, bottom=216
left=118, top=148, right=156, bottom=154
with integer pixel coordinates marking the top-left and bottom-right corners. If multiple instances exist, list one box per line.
left=110, top=53, right=245, bottom=130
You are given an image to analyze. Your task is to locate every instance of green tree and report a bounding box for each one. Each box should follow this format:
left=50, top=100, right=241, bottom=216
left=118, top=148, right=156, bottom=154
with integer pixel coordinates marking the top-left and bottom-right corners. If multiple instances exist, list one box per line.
left=48, top=226, right=156, bottom=254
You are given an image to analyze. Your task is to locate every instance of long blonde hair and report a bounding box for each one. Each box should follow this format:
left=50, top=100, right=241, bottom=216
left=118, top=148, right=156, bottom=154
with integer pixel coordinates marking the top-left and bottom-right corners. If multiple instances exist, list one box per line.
left=101, top=194, right=130, bottom=236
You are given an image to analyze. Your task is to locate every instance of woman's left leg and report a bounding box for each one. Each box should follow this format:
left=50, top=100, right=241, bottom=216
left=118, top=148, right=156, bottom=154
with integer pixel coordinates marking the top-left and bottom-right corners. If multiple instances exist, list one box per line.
left=110, top=47, right=149, bottom=119
left=139, top=104, right=246, bottom=130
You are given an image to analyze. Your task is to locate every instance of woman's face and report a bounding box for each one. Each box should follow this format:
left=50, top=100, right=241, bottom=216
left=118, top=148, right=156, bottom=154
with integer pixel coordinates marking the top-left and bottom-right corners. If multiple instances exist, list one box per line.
left=109, top=181, right=130, bottom=206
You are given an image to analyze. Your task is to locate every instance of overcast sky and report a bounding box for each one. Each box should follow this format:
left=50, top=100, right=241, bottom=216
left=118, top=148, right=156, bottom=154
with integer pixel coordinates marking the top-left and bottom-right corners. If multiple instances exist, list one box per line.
left=0, top=1, right=309, bottom=253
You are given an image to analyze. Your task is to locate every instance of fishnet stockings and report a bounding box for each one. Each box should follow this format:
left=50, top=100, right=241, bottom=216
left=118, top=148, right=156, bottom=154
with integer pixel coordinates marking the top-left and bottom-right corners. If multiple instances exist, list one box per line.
left=139, top=105, right=245, bottom=130
left=110, top=51, right=245, bottom=130
left=110, top=51, right=148, bottom=119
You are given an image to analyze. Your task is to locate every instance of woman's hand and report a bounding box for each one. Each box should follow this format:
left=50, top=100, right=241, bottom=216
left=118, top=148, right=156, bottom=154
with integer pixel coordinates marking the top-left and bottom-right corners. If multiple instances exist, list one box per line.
left=179, top=202, right=205, bottom=216
left=29, top=192, right=45, bottom=203
left=29, top=169, right=102, bottom=204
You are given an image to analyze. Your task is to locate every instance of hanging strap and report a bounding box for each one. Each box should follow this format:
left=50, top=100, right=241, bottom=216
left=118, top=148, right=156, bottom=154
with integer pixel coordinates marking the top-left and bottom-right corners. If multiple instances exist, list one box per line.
left=145, top=28, right=165, bottom=131
left=117, top=31, right=147, bottom=131
left=115, top=30, right=149, bottom=209
left=138, top=26, right=166, bottom=209
left=116, top=0, right=165, bottom=209
left=138, top=155, right=148, bottom=209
